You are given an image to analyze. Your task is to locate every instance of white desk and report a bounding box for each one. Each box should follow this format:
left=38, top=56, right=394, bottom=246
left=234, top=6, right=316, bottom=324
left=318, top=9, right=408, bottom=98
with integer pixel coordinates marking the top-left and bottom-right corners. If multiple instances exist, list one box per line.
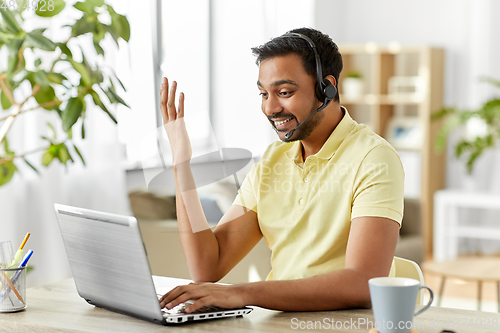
left=434, top=189, right=500, bottom=261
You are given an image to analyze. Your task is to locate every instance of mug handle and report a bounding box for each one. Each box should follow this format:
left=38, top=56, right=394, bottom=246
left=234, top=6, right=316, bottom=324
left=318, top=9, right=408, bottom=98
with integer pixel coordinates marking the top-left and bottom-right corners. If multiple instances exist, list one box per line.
left=414, top=285, right=434, bottom=316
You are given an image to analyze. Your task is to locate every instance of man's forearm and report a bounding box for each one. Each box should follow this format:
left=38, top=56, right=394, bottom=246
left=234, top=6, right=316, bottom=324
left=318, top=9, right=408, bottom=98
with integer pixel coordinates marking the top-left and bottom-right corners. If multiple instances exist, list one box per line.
left=241, top=268, right=373, bottom=311
left=173, top=163, right=222, bottom=282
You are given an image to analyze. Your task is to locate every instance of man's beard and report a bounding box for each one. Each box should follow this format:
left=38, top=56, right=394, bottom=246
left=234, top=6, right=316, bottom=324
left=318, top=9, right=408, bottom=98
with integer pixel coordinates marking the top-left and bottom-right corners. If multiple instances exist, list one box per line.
left=282, top=102, right=324, bottom=142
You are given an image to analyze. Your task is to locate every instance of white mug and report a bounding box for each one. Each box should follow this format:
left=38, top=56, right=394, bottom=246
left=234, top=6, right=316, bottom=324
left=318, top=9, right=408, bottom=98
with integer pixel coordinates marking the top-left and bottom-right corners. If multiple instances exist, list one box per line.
left=369, top=277, right=433, bottom=333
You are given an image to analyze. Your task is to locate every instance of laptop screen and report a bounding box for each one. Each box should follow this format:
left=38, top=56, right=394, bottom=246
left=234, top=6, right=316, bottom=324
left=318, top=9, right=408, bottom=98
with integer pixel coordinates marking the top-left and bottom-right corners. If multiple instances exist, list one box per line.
left=54, top=204, right=164, bottom=323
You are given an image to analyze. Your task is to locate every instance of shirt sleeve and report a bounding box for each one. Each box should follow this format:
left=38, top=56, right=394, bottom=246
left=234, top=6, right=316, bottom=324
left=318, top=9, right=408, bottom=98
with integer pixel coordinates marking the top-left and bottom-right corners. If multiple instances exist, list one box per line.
left=232, top=162, right=259, bottom=213
left=351, top=144, right=405, bottom=225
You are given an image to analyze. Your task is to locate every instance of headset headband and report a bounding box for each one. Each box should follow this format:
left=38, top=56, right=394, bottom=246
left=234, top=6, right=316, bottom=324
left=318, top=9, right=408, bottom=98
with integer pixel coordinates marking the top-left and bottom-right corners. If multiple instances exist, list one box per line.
left=280, top=32, right=336, bottom=101
left=283, top=32, right=324, bottom=86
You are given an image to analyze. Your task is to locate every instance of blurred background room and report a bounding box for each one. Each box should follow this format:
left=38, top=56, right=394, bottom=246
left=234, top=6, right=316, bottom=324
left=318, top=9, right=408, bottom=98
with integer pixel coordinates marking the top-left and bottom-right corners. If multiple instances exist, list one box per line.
left=1, top=0, right=500, bottom=312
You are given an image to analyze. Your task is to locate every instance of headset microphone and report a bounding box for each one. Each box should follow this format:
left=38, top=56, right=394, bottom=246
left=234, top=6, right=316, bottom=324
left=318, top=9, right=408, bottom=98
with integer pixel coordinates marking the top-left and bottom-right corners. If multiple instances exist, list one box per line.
left=279, top=32, right=337, bottom=141
left=284, top=98, right=332, bottom=140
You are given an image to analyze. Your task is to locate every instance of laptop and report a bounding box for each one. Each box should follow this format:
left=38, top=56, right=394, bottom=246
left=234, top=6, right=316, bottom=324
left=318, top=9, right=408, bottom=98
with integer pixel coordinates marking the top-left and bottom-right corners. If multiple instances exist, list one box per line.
left=53, top=203, right=252, bottom=325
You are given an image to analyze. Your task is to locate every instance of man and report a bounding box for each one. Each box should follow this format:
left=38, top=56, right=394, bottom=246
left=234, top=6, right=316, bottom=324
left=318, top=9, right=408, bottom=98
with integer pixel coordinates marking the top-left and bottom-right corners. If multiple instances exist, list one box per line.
left=159, top=28, right=404, bottom=312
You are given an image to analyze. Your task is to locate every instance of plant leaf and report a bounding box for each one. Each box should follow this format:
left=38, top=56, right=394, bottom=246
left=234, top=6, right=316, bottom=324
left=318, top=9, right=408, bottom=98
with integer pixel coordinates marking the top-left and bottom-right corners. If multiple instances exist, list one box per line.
left=3, top=137, right=13, bottom=155
left=62, top=97, right=84, bottom=131
left=46, top=72, right=67, bottom=85
left=81, top=50, right=93, bottom=78
left=431, top=107, right=457, bottom=121
left=6, top=38, right=23, bottom=74
left=93, top=25, right=105, bottom=44
left=49, top=143, right=60, bottom=156
left=93, top=40, right=104, bottom=56
left=90, top=90, right=117, bottom=123
left=47, top=122, right=56, bottom=140
left=107, top=87, right=129, bottom=108
left=0, top=161, right=17, bottom=186
left=7, top=52, right=19, bottom=74
left=57, top=144, right=73, bottom=165
left=35, top=0, right=66, bottom=17
left=73, top=144, right=86, bottom=165
left=92, top=67, right=104, bottom=84
left=41, top=151, right=54, bottom=166
left=117, top=15, right=130, bottom=42
left=30, top=28, right=47, bottom=34
left=73, top=1, right=94, bottom=14
left=25, top=31, right=56, bottom=51
left=1, top=90, right=12, bottom=110
left=73, top=16, right=97, bottom=36
left=0, top=26, right=14, bottom=41
left=57, top=43, right=73, bottom=58
left=455, top=141, right=471, bottom=158
left=34, top=85, right=57, bottom=108
left=0, top=8, right=21, bottom=34
left=34, top=70, right=50, bottom=87
left=23, top=158, right=39, bottom=174
left=110, top=67, right=126, bottom=91
left=103, top=24, right=119, bottom=46
left=88, top=0, right=105, bottom=6
left=68, top=59, right=92, bottom=87
left=81, top=121, right=85, bottom=139
left=41, top=135, right=53, bottom=144
left=481, top=77, right=500, bottom=88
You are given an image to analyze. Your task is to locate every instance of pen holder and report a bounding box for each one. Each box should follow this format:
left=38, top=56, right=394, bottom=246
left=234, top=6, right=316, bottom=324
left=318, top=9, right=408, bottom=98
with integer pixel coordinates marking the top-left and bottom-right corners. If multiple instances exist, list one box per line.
left=0, top=266, right=26, bottom=312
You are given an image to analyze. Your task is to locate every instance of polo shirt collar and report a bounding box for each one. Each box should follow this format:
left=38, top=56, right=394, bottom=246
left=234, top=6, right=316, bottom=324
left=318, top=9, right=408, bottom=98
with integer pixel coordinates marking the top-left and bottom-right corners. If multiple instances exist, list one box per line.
left=285, top=106, right=354, bottom=162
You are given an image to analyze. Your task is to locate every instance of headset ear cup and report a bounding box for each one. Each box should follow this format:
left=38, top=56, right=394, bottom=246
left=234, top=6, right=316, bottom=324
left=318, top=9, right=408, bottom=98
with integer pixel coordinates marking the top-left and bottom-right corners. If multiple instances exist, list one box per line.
left=322, top=79, right=337, bottom=100
left=315, top=83, right=325, bottom=101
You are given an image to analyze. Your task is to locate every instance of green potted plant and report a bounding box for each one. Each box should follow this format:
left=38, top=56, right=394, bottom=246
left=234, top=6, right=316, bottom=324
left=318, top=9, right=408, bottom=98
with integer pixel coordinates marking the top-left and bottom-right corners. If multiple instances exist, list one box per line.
left=342, top=69, right=363, bottom=100
left=0, top=0, right=130, bottom=187
left=432, top=77, right=500, bottom=175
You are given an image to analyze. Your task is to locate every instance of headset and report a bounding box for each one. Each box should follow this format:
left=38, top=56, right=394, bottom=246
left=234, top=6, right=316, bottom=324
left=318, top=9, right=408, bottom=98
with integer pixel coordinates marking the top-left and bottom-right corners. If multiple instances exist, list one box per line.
left=278, top=32, right=337, bottom=140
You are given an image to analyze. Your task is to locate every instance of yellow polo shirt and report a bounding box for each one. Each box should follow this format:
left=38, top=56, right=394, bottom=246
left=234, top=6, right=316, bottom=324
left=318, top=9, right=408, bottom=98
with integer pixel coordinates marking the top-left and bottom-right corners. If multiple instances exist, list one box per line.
left=233, top=107, right=404, bottom=281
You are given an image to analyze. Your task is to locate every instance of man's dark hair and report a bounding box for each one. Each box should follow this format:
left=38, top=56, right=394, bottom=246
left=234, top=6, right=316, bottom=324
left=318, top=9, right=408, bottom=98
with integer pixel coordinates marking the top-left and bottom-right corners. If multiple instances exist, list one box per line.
left=251, top=27, right=343, bottom=102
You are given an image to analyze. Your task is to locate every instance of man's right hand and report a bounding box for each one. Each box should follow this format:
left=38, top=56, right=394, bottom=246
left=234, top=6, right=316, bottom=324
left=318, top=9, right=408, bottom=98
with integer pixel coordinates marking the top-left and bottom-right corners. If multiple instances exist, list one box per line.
left=160, top=77, right=192, bottom=165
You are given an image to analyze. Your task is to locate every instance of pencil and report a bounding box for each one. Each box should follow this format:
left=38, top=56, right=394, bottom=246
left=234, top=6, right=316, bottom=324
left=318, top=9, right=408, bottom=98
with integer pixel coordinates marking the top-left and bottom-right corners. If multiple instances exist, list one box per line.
left=0, top=271, right=24, bottom=304
left=19, top=233, right=30, bottom=251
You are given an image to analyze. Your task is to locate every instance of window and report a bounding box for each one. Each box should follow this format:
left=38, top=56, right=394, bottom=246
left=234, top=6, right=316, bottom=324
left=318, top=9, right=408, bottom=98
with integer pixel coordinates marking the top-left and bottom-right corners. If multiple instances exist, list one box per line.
left=157, top=0, right=212, bottom=149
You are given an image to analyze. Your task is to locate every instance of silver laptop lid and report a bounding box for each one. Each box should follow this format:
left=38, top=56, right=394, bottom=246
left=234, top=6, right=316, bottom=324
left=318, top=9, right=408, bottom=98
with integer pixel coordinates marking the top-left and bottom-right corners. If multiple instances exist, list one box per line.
left=54, top=204, right=164, bottom=324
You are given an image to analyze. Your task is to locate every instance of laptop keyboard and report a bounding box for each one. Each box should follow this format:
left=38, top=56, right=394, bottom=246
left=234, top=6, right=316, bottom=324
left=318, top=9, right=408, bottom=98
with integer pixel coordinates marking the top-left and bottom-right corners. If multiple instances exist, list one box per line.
left=159, top=298, right=225, bottom=316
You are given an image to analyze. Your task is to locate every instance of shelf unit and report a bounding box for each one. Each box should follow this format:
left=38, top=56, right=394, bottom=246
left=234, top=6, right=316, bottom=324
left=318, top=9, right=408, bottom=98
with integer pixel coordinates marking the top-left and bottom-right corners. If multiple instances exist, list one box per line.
left=338, top=43, right=446, bottom=259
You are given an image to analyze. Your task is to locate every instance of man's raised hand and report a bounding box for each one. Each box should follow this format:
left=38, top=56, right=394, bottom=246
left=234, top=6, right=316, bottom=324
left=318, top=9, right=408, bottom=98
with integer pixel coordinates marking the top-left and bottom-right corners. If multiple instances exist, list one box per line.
left=160, top=77, right=192, bottom=165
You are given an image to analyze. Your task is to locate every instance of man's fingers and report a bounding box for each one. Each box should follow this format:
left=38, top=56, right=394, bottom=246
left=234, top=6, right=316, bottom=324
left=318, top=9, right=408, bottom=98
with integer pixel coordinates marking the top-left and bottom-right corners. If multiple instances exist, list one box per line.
left=184, top=297, right=211, bottom=313
left=159, top=285, right=188, bottom=308
left=159, top=285, right=210, bottom=309
left=160, top=77, right=169, bottom=122
left=159, top=78, right=186, bottom=125
left=167, top=81, right=177, bottom=120
left=178, top=92, right=185, bottom=118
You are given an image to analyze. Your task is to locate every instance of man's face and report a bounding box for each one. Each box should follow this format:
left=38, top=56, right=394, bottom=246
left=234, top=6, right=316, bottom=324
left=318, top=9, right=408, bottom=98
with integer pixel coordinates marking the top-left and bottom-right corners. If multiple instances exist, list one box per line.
left=257, top=54, right=323, bottom=142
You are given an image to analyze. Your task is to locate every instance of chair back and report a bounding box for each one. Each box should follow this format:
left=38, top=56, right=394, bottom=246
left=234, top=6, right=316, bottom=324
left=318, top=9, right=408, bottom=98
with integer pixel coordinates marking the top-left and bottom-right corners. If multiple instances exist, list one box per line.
left=393, top=256, right=425, bottom=305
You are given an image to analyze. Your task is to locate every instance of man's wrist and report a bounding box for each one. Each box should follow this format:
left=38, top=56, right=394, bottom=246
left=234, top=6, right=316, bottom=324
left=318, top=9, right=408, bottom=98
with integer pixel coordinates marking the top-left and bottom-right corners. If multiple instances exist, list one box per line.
left=236, top=282, right=256, bottom=306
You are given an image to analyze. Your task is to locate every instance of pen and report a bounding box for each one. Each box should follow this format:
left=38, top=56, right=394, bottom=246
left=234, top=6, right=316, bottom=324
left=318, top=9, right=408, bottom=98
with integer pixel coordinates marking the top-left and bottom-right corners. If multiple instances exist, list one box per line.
left=0, top=250, right=33, bottom=301
left=9, top=232, right=30, bottom=268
